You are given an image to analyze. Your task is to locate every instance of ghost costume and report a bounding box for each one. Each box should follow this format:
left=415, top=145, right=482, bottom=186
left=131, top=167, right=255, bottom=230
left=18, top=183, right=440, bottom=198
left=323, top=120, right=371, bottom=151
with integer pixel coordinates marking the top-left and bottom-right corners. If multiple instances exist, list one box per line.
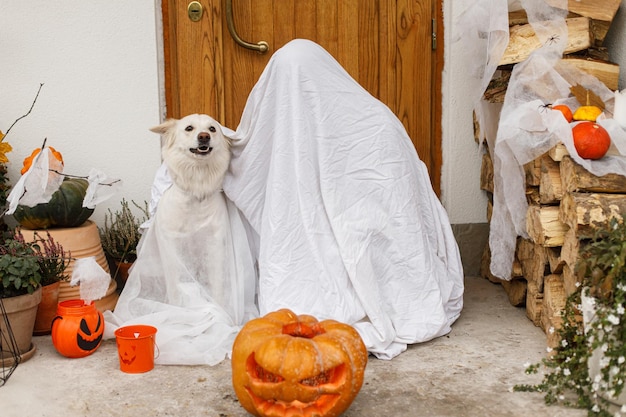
left=105, top=39, right=464, bottom=364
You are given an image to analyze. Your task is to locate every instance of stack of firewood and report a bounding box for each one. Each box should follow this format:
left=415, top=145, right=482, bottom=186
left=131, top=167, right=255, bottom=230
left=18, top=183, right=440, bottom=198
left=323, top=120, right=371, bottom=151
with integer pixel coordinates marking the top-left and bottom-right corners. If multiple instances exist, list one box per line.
left=478, top=1, right=623, bottom=347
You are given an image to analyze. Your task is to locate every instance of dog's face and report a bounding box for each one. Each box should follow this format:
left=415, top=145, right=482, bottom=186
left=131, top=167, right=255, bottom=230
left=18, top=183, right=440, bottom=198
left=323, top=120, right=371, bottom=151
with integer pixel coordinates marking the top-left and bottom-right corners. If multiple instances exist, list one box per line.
left=150, top=114, right=231, bottom=199
left=150, top=114, right=229, bottom=159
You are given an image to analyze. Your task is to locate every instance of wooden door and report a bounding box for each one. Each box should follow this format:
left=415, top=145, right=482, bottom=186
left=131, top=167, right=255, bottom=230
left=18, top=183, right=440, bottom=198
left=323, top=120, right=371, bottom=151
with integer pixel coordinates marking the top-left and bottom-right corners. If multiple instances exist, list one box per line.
left=162, top=0, right=443, bottom=193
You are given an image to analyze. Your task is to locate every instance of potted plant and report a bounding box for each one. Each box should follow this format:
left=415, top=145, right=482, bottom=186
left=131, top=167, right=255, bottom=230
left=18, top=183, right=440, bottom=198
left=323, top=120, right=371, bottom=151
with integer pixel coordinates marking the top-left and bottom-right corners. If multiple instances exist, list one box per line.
left=515, top=217, right=626, bottom=416
left=10, top=144, right=121, bottom=311
left=98, top=198, right=148, bottom=287
left=0, top=230, right=43, bottom=363
left=31, top=230, right=71, bottom=335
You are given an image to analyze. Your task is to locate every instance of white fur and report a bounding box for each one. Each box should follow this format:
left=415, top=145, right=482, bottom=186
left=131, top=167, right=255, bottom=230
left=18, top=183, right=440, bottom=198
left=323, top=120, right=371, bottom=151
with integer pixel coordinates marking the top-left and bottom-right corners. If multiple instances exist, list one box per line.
left=150, top=114, right=231, bottom=201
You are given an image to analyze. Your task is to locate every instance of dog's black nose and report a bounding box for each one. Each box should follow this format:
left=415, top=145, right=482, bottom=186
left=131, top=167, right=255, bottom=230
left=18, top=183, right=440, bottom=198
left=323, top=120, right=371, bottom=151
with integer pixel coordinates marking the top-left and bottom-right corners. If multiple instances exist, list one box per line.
left=197, top=132, right=211, bottom=144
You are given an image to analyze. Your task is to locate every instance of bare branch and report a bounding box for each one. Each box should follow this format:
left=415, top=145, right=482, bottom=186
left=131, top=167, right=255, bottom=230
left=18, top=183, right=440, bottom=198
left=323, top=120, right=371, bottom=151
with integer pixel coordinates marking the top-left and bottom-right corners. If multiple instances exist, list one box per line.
left=4, top=83, right=44, bottom=138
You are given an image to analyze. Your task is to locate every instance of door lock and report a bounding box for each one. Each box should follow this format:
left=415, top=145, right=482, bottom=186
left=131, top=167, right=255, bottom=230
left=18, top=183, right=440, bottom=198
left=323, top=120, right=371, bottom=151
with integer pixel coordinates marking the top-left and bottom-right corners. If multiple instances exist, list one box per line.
left=187, top=1, right=203, bottom=22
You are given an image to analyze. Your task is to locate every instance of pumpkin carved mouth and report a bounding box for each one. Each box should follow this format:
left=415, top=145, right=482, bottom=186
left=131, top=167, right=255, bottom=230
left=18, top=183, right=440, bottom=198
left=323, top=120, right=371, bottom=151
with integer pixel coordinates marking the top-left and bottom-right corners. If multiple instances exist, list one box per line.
left=245, top=353, right=346, bottom=416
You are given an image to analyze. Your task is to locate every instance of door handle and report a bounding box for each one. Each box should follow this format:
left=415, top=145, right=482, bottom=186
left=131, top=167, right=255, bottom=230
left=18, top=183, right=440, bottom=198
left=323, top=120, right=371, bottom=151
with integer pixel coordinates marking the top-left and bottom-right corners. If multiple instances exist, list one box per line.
left=226, top=0, right=269, bottom=54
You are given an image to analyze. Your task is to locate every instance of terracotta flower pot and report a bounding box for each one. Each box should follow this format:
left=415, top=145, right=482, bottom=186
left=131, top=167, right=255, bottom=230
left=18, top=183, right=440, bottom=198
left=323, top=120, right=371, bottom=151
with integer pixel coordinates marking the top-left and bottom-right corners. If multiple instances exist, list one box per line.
left=0, top=288, right=42, bottom=365
left=113, top=260, right=133, bottom=290
left=20, top=220, right=119, bottom=312
left=33, top=281, right=61, bottom=335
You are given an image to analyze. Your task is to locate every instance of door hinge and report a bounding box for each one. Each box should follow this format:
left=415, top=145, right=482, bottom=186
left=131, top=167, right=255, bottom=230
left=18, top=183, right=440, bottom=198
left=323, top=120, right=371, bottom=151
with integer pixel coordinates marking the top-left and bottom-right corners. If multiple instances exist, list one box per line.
left=431, top=18, right=437, bottom=50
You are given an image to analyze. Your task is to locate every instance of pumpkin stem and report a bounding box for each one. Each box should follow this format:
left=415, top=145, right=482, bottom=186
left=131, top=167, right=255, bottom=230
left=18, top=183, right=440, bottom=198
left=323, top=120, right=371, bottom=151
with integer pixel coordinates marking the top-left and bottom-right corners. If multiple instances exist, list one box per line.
left=282, top=322, right=325, bottom=338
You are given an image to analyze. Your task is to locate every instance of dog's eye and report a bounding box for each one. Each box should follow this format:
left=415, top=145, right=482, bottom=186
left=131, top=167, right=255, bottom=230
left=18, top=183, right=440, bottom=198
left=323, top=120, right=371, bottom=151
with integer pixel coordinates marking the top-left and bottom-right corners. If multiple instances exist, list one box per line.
left=185, top=125, right=193, bottom=132
left=209, top=126, right=216, bottom=133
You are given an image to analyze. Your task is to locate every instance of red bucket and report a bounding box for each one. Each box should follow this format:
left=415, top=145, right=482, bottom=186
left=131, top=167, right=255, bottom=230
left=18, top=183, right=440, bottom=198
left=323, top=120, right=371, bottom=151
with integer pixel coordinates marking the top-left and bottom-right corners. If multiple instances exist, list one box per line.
left=114, top=325, right=158, bottom=373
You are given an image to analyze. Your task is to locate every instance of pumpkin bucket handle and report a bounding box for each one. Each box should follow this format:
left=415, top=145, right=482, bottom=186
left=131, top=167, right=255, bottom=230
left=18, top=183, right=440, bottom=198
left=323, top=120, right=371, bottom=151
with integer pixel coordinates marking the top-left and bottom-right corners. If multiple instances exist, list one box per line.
left=114, top=325, right=158, bottom=373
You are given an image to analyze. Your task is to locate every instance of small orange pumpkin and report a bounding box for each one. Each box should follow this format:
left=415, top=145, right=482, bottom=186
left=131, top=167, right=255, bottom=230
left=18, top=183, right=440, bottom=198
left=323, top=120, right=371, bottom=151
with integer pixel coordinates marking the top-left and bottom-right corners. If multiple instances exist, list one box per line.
left=551, top=104, right=573, bottom=123
left=51, top=300, right=104, bottom=358
left=232, top=309, right=368, bottom=417
left=572, top=121, right=611, bottom=160
left=21, top=146, right=64, bottom=175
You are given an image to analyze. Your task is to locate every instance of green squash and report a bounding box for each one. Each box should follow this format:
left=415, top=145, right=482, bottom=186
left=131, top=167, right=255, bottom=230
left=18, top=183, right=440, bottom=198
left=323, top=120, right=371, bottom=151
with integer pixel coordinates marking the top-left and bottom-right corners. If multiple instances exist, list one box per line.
left=13, top=178, right=94, bottom=229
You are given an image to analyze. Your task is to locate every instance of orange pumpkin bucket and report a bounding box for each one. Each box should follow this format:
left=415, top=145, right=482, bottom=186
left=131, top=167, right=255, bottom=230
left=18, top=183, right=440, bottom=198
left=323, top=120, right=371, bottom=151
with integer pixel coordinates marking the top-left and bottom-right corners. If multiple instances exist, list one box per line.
left=114, top=325, right=158, bottom=373
left=51, top=299, right=104, bottom=358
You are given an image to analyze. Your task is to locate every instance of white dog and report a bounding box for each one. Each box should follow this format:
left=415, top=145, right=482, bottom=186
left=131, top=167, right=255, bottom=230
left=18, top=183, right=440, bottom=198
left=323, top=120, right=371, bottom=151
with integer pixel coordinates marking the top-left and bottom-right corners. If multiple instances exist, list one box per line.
left=146, top=114, right=232, bottom=306
left=105, top=114, right=257, bottom=365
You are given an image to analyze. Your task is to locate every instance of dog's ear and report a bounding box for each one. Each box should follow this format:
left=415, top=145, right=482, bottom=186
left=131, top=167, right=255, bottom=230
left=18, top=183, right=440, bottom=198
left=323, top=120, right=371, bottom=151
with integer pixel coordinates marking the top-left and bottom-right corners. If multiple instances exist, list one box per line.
left=150, top=119, right=177, bottom=135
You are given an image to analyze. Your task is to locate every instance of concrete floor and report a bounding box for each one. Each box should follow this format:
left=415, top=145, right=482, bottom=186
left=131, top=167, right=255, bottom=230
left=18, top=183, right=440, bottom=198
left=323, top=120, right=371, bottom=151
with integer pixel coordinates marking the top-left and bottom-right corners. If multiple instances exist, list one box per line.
left=0, top=277, right=586, bottom=417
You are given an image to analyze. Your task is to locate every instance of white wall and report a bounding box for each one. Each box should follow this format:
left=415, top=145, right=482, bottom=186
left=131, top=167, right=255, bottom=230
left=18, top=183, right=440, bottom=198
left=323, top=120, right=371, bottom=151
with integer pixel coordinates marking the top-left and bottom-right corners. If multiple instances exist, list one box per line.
left=1, top=1, right=624, bottom=228
left=0, top=1, right=163, bottom=226
left=441, top=0, right=483, bottom=224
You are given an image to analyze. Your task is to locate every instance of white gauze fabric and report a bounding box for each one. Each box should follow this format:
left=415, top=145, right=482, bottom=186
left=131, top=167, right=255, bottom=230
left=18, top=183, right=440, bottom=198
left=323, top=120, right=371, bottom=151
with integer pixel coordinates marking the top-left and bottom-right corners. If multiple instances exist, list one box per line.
left=223, top=39, right=465, bottom=359
left=103, top=171, right=258, bottom=365
left=487, top=0, right=626, bottom=279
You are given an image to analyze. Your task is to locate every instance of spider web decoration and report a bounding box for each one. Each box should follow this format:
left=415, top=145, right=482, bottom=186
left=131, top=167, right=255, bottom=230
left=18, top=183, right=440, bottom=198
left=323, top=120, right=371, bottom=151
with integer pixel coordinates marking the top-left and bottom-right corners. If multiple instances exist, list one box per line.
left=0, top=297, right=20, bottom=387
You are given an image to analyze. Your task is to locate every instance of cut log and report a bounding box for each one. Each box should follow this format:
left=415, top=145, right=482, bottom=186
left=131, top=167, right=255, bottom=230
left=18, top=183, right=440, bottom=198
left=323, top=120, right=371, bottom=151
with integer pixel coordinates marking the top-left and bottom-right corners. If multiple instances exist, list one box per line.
left=562, top=263, right=581, bottom=296
left=481, top=243, right=499, bottom=284
left=563, top=0, right=622, bottom=45
left=561, top=156, right=626, bottom=193
left=526, top=187, right=541, bottom=206
left=542, top=274, right=567, bottom=348
left=501, top=278, right=528, bottom=307
left=548, top=142, right=569, bottom=162
left=526, top=280, right=543, bottom=326
left=560, top=227, right=581, bottom=268
left=473, top=111, right=481, bottom=144
left=547, top=246, right=563, bottom=274
left=564, top=0, right=621, bottom=23
left=540, top=155, right=563, bottom=204
left=516, top=238, right=548, bottom=290
left=500, top=17, right=591, bottom=66
left=526, top=205, right=568, bottom=247
left=481, top=244, right=527, bottom=306
left=481, top=151, right=494, bottom=193
left=524, top=156, right=542, bottom=187
left=562, top=57, right=619, bottom=91
left=559, top=191, right=626, bottom=235
left=483, top=71, right=511, bottom=104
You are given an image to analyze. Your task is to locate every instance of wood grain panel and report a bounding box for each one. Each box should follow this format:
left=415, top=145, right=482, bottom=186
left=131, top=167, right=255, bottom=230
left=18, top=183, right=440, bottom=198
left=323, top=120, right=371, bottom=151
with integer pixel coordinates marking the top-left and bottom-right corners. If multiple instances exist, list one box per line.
left=294, top=1, right=316, bottom=40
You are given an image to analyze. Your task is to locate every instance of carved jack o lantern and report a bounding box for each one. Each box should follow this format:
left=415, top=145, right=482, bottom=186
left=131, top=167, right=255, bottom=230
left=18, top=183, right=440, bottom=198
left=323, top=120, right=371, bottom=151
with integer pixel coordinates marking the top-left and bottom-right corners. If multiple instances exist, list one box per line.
left=51, top=300, right=104, bottom=358
left=232, top=309, right=368, bottom=417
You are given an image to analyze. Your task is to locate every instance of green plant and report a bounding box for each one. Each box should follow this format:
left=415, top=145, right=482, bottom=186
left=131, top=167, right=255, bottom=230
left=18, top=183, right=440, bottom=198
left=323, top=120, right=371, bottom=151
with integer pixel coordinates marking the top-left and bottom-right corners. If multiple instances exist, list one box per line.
left=99, top=199, right=148, bottom=263
left=31, top=230, right=72, bottom=286
left=0, top=163, right=11, bottom=232
left=515, top=217, right=626, bottom=416
left=0, top=230, right=42, bottom=298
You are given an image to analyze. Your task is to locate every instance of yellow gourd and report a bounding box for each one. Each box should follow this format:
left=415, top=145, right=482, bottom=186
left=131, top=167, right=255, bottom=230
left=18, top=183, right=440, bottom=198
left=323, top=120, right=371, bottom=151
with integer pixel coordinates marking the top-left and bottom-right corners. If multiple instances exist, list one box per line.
left=573, top=105, right=602, bottom=122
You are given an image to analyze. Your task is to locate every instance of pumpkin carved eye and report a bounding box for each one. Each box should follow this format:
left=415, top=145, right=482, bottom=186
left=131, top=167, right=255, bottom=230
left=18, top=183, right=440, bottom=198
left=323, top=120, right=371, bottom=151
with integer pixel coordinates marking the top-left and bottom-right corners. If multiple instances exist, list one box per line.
left=299, top=364, right=345, bottom=387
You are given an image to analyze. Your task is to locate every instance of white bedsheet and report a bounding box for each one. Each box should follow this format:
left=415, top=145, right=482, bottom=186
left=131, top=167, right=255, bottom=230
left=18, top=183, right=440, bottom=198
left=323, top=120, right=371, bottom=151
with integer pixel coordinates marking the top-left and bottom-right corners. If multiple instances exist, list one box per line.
left=224, top=39, right=464, bottom=359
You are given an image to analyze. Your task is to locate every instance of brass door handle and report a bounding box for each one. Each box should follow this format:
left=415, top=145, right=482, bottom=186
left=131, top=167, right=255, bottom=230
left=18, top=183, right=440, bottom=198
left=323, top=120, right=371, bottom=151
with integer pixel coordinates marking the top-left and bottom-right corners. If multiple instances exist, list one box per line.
left=226, top=0, right=269, bottom=53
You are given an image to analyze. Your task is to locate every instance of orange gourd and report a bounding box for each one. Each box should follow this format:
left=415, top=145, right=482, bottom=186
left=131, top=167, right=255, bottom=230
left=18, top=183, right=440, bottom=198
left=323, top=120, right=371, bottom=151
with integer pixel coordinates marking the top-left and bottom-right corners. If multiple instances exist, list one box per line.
left=21, top=146, right=64, bottom=175
left=51, top=300, right=104, bottom=358
left=551, top=104, right=573, bottom=123
left=231, top=309, right=368, bottom=417
left=572, top=121, right=611, bottom=160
